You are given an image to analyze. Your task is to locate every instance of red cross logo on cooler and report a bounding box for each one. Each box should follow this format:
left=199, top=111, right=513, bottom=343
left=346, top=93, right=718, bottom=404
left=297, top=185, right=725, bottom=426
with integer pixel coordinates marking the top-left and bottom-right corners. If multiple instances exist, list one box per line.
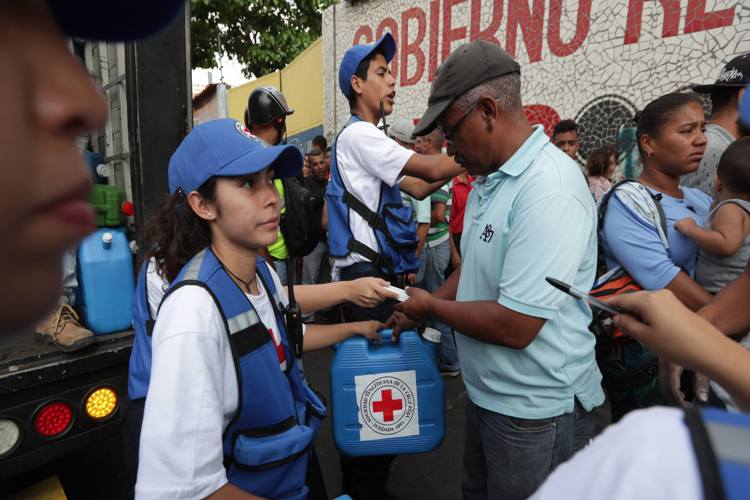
left=371, top=389, right=403, bottom=422
left=357, top=373, right=417, bottom=437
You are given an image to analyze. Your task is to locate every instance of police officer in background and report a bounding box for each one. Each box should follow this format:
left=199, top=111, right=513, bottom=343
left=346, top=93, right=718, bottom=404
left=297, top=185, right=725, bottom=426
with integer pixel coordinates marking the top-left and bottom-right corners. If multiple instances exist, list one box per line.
left=245, top=86, right=296, bottom=284
left=244, top=85, right=294, bottom=147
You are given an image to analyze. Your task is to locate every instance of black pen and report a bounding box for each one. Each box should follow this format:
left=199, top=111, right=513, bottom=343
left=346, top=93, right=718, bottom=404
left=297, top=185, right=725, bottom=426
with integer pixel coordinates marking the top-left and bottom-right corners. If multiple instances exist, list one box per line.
left=545, top=277, right=624, bottom=316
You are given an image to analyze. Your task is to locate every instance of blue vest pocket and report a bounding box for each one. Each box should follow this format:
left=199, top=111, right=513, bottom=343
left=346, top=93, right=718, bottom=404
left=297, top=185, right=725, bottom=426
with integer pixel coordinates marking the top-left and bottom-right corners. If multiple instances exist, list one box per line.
left=229, top=421, right=314, bottom=499
left=377, top=203, right=419, bottom=273
left=381, top=203, right=418, bottom=248
left=304, top=384, right=327, bottom=434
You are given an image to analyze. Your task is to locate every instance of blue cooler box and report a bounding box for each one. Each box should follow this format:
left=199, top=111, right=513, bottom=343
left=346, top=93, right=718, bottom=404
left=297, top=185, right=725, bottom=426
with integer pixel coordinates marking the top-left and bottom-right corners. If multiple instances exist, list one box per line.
left=78, top=228, right=134, bottom=334
left=330, top=330, right=445, bottom=456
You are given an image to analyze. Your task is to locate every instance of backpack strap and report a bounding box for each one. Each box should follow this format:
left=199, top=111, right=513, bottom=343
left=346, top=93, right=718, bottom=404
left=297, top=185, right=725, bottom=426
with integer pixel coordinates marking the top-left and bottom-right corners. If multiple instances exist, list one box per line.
left=340, top=188, right=397, bottom=276
left=346, top=239, right=395, bottom=276
left=343, top=190, right=389, bottom=235
left=255, top=258, right=299, bottom=368
left=684, top=408, right=726, bottom=500
left=598, top=179, right=669, bottom=250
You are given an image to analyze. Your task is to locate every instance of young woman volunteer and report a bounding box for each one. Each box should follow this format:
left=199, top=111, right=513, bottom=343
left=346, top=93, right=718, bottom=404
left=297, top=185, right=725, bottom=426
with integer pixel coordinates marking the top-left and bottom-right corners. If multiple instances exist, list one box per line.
left=133, top=119, right=389, bottom=499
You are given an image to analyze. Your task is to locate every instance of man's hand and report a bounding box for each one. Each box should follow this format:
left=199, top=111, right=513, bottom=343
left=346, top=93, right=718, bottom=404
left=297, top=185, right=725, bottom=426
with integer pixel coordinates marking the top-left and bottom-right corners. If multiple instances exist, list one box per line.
left=384, top=311, right=418, bottom=340
left=659, top=360, right=710, bottom=407
left=659, top=360, right=689, bottom=408
left=416, top=241, right=425, bottom=257
left=450, top=249, right=461, bottom=268
left=394, top=287, right=434, bottom=322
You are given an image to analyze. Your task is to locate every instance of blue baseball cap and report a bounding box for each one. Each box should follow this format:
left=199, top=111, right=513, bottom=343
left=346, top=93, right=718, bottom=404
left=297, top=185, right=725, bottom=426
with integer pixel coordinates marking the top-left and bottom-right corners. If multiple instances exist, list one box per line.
left=338, top=32, right=397, bottom=99
left=168, top=119, right=302, bottom=194
left=49, top=0, right=185, bottom=41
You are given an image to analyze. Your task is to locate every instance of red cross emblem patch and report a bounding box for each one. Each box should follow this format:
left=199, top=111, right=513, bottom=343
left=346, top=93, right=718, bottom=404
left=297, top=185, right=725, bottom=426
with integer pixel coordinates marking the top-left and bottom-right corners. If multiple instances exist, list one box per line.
left=356, top=372, right=418, bottom=439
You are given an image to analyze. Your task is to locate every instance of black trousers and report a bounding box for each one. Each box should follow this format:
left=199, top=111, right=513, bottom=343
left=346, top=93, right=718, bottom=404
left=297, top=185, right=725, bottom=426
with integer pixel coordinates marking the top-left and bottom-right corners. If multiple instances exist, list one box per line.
left=122, top=398, right=146, bottom=499
left=339, top=262, right=398, bottom=500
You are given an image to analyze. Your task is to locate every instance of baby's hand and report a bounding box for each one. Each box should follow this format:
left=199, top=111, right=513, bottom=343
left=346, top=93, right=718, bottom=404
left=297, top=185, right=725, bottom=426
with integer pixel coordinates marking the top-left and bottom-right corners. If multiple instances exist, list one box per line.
left=674, top=217, right=697, bottom=235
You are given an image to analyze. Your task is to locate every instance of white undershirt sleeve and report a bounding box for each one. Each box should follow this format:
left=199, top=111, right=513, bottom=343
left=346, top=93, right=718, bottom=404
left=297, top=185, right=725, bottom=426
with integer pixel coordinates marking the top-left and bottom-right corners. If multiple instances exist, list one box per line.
left=337, top=122, right=414, bottom=188
left=135, top=286, right=233, bottom=499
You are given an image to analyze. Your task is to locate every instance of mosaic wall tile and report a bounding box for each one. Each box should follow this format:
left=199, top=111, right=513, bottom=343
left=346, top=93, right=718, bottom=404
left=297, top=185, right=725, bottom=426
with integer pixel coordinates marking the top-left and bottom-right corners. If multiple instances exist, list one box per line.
left=323, top=0, right=749, bottom=166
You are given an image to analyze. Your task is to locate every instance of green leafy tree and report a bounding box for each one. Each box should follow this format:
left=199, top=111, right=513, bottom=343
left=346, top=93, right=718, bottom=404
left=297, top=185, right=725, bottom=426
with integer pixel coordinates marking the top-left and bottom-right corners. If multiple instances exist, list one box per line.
left=191, top=0, right=335, bottom=78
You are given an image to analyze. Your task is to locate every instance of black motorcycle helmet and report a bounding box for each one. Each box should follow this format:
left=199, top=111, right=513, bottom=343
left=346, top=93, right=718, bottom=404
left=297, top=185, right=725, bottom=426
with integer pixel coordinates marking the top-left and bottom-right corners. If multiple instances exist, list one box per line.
left=244, top=86, right=294, bottom=128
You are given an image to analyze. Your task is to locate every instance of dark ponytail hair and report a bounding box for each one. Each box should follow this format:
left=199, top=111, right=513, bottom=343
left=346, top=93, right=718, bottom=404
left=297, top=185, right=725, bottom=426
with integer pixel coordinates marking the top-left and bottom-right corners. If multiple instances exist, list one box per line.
left=636, top=92, right=703, bottom=156
left=143, top=178, right=219, bottom=283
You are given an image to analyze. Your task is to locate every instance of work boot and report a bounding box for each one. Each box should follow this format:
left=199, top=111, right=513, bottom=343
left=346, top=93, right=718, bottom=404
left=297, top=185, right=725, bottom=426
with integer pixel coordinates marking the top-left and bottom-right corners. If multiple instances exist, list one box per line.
left=35, top=304, right=96, bottom=352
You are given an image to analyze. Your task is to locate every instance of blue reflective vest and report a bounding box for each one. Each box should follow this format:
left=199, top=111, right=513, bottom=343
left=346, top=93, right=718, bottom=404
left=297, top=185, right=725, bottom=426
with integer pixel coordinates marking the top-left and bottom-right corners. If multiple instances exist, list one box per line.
left=326, top=115, right=419, bottom=276
left=686, top=407, right=750, bottom=500
left=128, top=261, right=155, bottom=400
left=161, top=248, right=325, bottom=499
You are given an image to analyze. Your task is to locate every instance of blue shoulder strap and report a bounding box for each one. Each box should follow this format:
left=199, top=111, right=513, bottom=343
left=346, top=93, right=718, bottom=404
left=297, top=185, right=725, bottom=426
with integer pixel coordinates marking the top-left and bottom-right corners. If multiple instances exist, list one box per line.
left=686, top=407, right=750, bottom=500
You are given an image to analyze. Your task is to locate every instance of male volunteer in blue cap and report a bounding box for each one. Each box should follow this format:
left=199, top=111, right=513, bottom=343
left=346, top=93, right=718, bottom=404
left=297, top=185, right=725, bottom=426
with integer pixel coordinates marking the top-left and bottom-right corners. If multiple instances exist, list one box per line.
left=395, top=40, right=605, bottom=499
left=329, top=32, right=464, bottom=500
left=0, top=1, right=184, bottom=333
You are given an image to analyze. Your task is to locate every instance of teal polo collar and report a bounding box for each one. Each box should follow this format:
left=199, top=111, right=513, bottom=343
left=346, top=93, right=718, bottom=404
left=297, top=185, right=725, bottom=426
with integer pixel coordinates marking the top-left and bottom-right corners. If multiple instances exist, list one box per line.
left=497, top=124, right=548, bottom=178
left=472, top=125, right=548, bottom=204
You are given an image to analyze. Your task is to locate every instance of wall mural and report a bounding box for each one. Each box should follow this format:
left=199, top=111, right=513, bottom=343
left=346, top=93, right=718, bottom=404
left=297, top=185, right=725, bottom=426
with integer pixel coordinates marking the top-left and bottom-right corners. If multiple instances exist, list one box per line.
left=323, top=0, right=749, bottom=168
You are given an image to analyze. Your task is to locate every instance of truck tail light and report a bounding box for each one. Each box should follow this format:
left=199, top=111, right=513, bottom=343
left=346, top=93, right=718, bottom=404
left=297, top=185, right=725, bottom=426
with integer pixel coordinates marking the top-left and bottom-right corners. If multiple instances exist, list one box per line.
left=33, top=402, right=74, bottom=438
left=84, top=387, right=118, bottom=420
left=0, top=419, right=21, bottom=457
left=121, top=201, right=134, bottom=217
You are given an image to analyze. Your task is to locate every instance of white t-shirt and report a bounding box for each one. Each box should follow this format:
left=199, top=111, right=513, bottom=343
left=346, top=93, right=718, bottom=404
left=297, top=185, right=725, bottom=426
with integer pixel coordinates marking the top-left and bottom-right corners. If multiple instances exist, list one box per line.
left=144, top=258, right=292, bottom=366
left=332, top=120, right=414, bottom=279
left=144, top=257, right=168, bottom=319
left=135, top=266, right=290, bottom=499
left=530, top=407, right=702, bottom=500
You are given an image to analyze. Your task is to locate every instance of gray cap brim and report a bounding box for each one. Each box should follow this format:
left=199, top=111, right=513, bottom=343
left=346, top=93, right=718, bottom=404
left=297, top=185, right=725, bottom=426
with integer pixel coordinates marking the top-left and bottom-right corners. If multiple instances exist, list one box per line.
left=413, top=99, right=453, bottom=136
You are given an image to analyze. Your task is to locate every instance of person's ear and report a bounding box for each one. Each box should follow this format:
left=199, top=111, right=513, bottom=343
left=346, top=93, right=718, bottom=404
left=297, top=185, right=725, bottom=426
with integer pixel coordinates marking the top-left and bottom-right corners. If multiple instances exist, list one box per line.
left=714, top=174, right=723, bottom=193
left=351, top=75, right=364, bottom=97
left=478, top=96, right=498, bottom=129
left=188, top=190, right=217, bottom=222
left=640, top=134, right=656, bottom=159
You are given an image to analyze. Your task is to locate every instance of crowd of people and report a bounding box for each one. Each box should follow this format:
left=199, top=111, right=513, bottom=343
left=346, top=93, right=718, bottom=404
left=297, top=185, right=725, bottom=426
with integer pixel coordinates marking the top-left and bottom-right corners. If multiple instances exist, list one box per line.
left=3, top=1, right=750, bottom=499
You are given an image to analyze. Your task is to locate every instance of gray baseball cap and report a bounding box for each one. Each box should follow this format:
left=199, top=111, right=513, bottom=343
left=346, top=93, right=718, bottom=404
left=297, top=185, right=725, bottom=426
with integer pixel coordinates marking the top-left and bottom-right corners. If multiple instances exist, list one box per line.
left=388, top=118, right=416, bottom=144
left=413, top=41, right=520, bottom=136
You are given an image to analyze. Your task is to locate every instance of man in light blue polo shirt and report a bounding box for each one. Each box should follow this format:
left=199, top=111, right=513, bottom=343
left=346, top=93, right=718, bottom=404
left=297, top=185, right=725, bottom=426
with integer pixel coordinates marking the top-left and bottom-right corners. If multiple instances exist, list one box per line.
left=395, top=41, right=604, bottom=499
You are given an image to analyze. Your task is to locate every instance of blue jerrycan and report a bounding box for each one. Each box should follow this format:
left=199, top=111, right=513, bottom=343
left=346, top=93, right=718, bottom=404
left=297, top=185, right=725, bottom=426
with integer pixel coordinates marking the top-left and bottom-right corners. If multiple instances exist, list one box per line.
left=330, top=329, right=445, bottom=456
left=78, top=228, right=134, bottom=334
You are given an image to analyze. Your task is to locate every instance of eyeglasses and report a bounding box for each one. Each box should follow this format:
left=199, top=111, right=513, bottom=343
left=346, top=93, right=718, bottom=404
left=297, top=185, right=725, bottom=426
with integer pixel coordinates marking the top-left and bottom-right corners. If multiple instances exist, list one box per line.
left=441, top=100, right=479, bottom=144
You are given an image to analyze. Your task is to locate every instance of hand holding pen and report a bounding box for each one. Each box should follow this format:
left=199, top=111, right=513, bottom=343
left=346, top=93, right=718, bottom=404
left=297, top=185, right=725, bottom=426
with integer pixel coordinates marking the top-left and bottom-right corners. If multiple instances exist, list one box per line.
left=545, top=277, right=624, bottom=317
